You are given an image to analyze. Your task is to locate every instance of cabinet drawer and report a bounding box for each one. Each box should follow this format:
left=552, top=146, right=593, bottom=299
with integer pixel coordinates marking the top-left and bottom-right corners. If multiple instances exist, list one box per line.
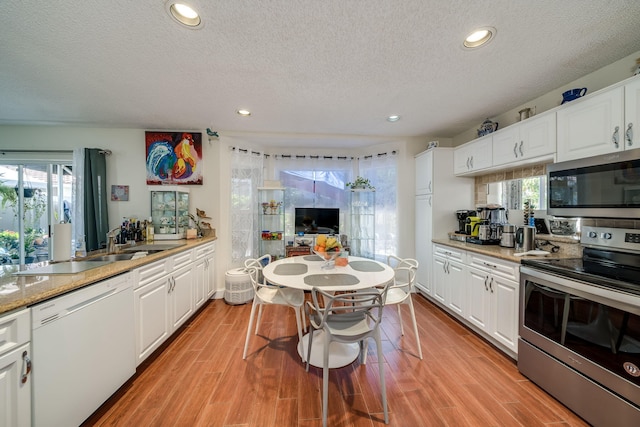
left=194, top=242, right=215, bottom=259
left=136, top=259, right=169, bottom=288
left=0, top=308, right=30, bottom=355
left=469, top=254, right=519, bottom=281
left=173, top=249, right=194, bottom=270
left=433, top=244, right=466, bottom=262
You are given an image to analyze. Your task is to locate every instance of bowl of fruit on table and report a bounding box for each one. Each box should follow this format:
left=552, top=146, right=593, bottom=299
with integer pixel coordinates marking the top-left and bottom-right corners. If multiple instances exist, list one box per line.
left=313, top=235, right=348, bottom=268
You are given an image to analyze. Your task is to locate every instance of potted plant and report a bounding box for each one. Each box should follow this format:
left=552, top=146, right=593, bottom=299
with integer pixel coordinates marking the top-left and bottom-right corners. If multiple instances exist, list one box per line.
left=0, top=229, right=19, bottom=252
left=346, top=176, right=375, bottom=190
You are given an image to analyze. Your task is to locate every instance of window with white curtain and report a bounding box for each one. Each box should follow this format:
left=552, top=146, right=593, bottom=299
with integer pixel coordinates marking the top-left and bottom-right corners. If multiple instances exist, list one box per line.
left=229, top=148, right=398, bottom=264
left=272, top=156, right=353, bottom=237
left=358, top=152, right=398, bottom=260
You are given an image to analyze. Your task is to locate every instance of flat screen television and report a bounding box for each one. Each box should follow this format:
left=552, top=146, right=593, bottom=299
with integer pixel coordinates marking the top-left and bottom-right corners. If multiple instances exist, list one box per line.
left=294, top=207, right=339, bottom=234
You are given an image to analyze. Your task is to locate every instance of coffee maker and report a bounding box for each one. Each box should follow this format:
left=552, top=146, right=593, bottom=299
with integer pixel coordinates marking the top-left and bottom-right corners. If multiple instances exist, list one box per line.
left=455, top=210, right=476, bottom=234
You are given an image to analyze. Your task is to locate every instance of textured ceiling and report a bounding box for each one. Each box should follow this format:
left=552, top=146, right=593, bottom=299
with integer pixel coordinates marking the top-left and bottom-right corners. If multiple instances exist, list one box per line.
left=1, top=0, right=640, bottom=147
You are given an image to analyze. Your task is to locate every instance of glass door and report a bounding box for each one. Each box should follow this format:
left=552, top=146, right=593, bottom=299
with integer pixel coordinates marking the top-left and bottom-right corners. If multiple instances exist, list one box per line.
left=0, top=161, right=73, bottom=265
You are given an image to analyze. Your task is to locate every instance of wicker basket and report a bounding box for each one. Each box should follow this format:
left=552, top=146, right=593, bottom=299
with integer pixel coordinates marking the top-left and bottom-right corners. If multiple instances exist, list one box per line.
left=224, top=268, right=254, bottom=305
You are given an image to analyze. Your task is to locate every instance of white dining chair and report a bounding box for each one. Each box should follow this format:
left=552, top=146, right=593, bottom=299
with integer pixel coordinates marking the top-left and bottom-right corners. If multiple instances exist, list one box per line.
left=383, top=255, right=423, bottom=359
left=305, top=285, right=390, bottom=427
left=242, top=255, right=306, bottom=359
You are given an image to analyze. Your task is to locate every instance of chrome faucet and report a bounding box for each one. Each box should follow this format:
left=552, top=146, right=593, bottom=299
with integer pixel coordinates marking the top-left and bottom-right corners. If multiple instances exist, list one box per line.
left=106, top=227, right=121, bottom=254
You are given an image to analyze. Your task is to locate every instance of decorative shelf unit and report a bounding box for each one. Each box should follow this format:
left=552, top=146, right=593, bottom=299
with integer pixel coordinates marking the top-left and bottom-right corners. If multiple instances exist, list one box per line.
left=150, top=187, right=190, bottom=240
left=349, top=189, right=375, bottom=259
left=258, top=187, right=285, bottom=259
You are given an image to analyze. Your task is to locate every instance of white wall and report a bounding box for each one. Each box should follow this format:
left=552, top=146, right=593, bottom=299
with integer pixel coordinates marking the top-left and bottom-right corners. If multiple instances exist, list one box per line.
left=453, top=49, right=640, bottom=145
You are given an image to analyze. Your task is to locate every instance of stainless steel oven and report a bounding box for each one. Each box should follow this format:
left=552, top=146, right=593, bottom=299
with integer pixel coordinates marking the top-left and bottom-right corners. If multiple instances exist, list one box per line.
left=519, top=226, right=640, bottom=427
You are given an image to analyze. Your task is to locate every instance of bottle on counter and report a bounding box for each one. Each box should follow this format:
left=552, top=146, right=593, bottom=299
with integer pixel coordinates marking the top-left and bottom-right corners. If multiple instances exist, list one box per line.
left=146, top=217, right=155, bottom=242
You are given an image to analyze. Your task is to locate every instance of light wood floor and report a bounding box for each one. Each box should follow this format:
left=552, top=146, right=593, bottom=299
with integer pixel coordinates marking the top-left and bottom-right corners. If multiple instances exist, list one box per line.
left=83, top=294, right=589, bottom=426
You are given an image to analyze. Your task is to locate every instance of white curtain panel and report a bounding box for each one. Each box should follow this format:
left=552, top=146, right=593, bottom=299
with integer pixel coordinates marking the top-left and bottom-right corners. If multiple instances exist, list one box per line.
left=230, top=148, right=263, bottom=265
left=357, top=152, right=398, bottom=261
left=71, top=148, right=85, bottom=250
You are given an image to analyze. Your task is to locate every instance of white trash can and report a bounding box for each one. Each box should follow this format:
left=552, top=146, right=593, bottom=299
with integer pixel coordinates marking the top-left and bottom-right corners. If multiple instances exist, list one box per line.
left=224, top=268, right=253, bottom=305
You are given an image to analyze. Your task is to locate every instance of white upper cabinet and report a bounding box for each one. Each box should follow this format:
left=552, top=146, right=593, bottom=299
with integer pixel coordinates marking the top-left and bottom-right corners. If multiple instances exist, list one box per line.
left=453, top=135, right=492, bottom=175
left=556, top=86, right=624, bottom=162
left=415, top=149, right=433, bottom=195
left=492, top=112, right=556, bottom=167
left=624, top=77, right=640, bottom=149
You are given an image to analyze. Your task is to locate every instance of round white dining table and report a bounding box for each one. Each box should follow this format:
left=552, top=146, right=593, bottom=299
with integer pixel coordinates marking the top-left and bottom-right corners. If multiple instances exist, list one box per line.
left=262, top=254, right=394, bottom=368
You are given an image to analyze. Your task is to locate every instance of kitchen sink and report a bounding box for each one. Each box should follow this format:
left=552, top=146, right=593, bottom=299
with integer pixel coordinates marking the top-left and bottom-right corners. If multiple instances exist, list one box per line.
left=86, top=253, right=138, bottom=262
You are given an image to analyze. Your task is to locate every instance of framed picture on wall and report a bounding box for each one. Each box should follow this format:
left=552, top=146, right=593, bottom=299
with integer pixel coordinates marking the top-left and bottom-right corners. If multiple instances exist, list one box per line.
left=145, top=131, right=203, bottom=185
left=111, top=185, right=129, bottom=201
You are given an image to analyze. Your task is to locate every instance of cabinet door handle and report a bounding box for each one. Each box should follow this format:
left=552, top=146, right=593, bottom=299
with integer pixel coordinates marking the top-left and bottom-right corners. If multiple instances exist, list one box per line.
left=21, top=351, right=31, bottom=384
left=466, top=157, right=470, bottom=169
left=484, top=276, right=489, bottom=291
left=626, top=123, right=633, bottom=146
left=489, top=277, right=494, bottom=293
left=519, top=140, right=524, bottom=156
left=470, top=156, right=474, bottom=169
left=428, top=181, right=432, bottom=193
left=612, top=126, right=619, bottom=148
left=428, top=196, right=432, bottom=207
left=513, top=142, right=518, bottom=158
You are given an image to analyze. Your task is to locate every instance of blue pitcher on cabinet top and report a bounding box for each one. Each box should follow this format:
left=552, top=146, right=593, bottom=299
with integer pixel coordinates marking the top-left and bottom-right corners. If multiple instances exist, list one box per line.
left=477, top=118, right=499, bottom=137
left=561, top=87, right=587, bottom=104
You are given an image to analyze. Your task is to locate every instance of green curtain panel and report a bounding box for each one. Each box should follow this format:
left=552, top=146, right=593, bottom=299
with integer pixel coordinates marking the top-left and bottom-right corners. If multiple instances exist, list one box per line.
left=84, top=148, right=109, bottom=251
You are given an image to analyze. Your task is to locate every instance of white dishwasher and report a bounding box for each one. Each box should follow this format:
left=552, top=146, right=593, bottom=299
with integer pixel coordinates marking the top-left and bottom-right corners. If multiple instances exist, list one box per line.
left=31, top=272, right=135, bottom=427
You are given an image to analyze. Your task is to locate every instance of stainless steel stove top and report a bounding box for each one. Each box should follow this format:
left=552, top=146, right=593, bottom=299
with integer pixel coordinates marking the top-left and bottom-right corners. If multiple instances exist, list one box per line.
left=522, top=226, right=640, bottom=295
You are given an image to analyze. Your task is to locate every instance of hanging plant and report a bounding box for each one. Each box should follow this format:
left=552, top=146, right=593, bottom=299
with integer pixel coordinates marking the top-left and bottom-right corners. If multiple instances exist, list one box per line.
left=346, top=176, right=375, bottom=190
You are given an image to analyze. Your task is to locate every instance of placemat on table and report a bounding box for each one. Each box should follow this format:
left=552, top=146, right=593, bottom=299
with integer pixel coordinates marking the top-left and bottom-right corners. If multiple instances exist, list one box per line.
left=348, top=260, right=385, bottom=272
left=304, top=274, right=360, bottom=287
left=304, top=255, right=323, bottom=261
left=273, top=264, right=308, bottom=275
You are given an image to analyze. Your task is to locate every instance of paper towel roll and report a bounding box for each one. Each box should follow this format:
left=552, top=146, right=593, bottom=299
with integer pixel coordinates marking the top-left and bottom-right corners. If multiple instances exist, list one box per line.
left=52, top=223, right=72, bottom=262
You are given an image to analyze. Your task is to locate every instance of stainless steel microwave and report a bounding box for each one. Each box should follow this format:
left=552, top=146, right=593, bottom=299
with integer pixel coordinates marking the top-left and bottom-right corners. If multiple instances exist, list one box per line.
left=548, top=148, right=640, bottom=218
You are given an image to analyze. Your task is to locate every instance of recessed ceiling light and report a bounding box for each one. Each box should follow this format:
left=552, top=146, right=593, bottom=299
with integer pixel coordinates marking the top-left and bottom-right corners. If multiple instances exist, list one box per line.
left=237, top=109, right=251, bottom=116
left=387, top=115, right=400, bottom=122
left=166, top=2, right=202, bottom=28
left=463, top=27, right=496, bottom=49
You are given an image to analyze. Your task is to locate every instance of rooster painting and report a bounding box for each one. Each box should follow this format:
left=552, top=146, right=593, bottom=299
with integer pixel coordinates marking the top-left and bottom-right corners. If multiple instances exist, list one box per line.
left=146, top=131, right=203, bottom=185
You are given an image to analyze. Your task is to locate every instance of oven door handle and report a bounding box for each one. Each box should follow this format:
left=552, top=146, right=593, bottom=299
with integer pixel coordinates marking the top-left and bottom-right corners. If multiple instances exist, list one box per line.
left=520, top=267, right=640, bottom=314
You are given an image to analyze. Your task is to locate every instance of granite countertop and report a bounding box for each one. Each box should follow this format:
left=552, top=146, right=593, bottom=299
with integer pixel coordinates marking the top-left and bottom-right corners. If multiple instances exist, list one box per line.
left=0, top=236, right=217, bottom=316
left=433, top=233, right=581, bottom=263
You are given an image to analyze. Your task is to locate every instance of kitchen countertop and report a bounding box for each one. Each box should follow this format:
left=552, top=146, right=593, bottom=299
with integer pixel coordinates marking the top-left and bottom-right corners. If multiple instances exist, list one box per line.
left=432, top=234, right=581, bottom=263
left=0, top=236, right=217, bottom=316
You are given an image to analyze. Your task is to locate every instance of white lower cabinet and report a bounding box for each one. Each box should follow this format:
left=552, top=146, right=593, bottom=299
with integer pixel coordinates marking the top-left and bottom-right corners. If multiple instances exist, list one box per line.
left=194, top=242, right=216, bottom=308
left=0, top=308, right=31, bottom=427
left=429, top=245, right=520, bottom=358
left=170, top=263, right=195, bottom=330
left=467, top=254, right=520, bottom=355
left=133, top=246, right=204, bottom=366
left=433, top=244, right=466, bottom=316
left=134, top=258, right=171, bottom=366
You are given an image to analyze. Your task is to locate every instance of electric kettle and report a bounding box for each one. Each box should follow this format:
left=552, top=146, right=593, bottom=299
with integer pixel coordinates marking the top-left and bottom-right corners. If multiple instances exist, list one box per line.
left=515, top=225, right=536, bottom=252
